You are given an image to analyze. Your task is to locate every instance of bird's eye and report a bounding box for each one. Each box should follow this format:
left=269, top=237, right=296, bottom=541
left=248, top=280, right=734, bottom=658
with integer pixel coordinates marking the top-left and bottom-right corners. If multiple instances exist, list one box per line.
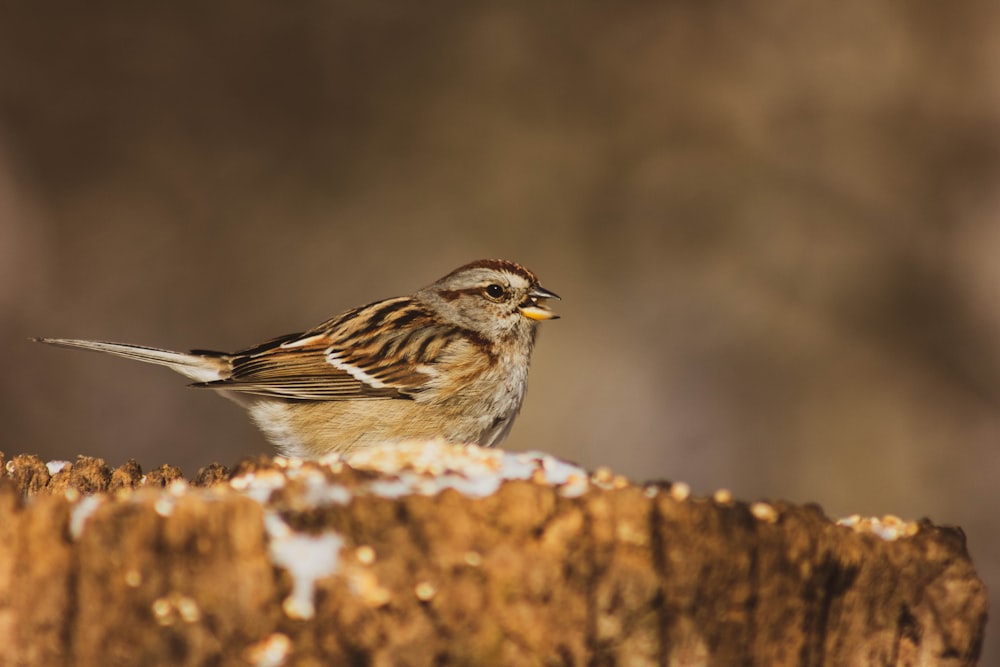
left=484, top=284, right=506, bottom=300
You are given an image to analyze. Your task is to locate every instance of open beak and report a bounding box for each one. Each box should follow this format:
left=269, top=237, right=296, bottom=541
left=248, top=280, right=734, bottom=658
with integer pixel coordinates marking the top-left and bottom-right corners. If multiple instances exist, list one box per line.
left=519, top=285, right=561, bottom=321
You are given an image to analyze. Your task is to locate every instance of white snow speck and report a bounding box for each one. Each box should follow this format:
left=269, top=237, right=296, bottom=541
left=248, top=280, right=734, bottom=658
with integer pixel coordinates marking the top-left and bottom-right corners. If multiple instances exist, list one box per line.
left=46, top=460, right=71, bottom=476
left=70, top=495, right=102, bottom=539
left=264, top=512, right=344, bottom=619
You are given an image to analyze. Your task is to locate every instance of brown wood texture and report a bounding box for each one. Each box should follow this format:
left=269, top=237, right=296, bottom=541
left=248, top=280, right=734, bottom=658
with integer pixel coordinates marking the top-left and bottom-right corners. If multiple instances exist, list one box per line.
left=0, top=446, right=987, bottom=666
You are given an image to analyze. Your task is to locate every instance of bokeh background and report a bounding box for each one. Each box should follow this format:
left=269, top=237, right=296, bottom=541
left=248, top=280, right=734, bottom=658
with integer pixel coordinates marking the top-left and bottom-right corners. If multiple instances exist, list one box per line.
left=2, top=2, right=999, bottom=660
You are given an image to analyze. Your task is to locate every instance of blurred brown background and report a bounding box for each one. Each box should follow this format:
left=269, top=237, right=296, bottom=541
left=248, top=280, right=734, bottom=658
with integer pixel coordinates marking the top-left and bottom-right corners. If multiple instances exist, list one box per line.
left=2, top=2, right=999, bottom=660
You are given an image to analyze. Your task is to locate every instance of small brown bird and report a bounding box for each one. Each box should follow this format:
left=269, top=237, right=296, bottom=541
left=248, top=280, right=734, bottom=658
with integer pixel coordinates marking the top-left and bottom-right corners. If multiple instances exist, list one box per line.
left=36, top=259, right=559, bottom=458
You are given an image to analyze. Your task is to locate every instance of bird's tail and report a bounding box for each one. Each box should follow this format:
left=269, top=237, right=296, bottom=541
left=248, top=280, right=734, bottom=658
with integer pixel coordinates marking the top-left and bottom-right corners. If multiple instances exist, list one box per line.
left=33, top=338, right=230, bottom=384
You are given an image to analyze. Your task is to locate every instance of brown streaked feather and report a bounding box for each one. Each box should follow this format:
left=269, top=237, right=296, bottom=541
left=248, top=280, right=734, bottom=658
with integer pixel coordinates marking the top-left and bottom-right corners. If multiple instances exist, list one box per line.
left=194, top=377, right=403, bottom=401
left=439, top=259, right=538, bottom=284
left=194, top=335, right=400, bottom=400
left=435, top=287, right=483, bottom=302
left=192, top=297, right=470, bottom=401
left=303, top=296, right=415, bottom=338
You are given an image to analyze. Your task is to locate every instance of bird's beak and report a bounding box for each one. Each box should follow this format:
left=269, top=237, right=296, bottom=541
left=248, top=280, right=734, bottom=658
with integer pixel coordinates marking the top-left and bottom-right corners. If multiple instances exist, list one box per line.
left=519, top=285, right=561, bottom=321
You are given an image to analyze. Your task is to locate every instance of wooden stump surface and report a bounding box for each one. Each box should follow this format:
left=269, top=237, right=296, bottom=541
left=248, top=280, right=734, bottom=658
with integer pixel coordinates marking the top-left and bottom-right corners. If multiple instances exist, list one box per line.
left=0, top=443, right=987, bottom=666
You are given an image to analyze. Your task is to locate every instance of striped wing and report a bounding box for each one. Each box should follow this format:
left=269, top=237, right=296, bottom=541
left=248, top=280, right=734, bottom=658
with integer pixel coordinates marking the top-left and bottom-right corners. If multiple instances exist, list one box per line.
left=193, top=298, right=454, bottom=401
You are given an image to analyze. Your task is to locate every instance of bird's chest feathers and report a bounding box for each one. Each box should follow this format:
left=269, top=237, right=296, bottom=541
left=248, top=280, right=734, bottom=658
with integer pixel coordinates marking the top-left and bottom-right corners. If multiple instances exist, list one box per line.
left=419, top=335, right=532, bottom=413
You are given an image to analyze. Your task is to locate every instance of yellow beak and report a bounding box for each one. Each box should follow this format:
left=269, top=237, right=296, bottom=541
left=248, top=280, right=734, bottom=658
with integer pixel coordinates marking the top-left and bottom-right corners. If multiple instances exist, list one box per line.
left=519, top=285, right=560, bottom=321
left=519, top=304, right=558, bottom=321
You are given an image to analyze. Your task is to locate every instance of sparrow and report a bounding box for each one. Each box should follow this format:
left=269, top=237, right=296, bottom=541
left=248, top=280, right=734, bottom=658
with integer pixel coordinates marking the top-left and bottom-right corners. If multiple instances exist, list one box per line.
left=36, top=259, right=559, bottom=458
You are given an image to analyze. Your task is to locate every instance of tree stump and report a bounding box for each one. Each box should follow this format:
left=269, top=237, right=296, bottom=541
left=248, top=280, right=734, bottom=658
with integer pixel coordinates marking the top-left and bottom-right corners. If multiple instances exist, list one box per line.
left=0, top=443, right=987, bottom=666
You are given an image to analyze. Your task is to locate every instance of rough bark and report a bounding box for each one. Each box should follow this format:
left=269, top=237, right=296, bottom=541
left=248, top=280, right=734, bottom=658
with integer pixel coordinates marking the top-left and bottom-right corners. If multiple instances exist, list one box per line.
left=0, top=445, right=987, bottom=667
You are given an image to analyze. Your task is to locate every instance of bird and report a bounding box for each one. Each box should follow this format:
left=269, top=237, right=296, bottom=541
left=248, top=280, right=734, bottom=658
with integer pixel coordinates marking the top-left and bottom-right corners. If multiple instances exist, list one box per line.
left=35, top=259, right=559, bottom=458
